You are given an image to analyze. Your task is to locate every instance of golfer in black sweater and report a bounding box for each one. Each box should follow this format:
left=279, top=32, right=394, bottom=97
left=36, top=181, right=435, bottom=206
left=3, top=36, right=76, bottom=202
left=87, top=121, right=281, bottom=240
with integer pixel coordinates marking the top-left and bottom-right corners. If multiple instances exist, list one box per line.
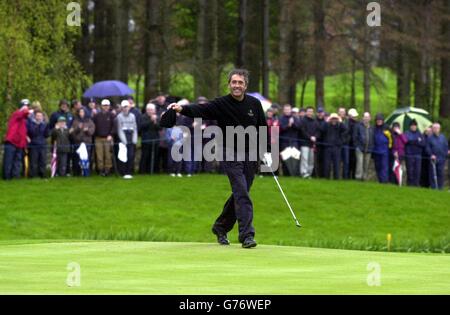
left=167, top=69, right=268, bottom=248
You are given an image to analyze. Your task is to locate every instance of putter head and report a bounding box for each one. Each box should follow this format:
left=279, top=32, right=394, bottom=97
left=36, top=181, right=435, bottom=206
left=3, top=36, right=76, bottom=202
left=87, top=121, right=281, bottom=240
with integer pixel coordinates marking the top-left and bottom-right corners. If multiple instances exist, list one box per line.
left=295, top=221, right=302, bottom=228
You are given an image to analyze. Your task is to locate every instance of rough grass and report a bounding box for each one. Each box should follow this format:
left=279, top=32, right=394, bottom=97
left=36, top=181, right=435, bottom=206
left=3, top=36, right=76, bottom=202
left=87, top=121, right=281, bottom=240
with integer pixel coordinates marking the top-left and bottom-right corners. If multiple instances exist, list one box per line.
left=0, top=174, right=448, bottom=253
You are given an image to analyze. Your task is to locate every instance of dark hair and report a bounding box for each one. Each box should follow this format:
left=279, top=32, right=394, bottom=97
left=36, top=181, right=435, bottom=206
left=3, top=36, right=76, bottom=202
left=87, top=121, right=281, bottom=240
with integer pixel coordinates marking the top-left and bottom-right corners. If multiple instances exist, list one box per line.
left=228, top=69, right=249, bottom=86
left=59, top=99, right=69, bottom=107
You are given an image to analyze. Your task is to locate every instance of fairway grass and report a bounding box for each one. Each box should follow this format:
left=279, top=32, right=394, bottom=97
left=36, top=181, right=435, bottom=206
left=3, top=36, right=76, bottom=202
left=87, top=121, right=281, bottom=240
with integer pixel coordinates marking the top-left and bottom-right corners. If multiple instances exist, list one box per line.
left=0, top=241, right=449, bottom=295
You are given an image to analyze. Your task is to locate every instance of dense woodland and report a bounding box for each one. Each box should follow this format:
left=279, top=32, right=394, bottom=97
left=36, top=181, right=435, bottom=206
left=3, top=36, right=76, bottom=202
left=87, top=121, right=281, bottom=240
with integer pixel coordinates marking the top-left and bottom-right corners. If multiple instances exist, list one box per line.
left=0, top=0, right=449, bottom=133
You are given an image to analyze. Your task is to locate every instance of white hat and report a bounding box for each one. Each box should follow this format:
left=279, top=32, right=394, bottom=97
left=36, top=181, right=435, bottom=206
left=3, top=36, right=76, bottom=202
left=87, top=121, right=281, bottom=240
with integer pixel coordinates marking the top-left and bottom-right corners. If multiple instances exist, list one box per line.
left=101, top=99, right=111, bottom=106
left=328, top=113, right=342, bottom=122
left=348, top=108, right=359, bottom=118
left=121, top=100, right=130, bottom=108
left=177, top=99, right=190, bottom=106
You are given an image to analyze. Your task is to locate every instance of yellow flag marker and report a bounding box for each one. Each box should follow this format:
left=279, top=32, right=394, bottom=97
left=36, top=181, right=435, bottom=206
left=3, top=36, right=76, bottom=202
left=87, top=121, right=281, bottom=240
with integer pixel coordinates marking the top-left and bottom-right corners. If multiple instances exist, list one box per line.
left=387, top=233, right=392, bottom=252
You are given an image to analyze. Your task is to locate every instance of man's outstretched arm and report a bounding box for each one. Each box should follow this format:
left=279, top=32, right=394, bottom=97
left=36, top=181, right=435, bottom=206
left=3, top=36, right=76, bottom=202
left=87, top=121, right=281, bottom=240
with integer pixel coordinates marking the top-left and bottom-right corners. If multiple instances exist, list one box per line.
left=168, top=102, right=218, bottom=120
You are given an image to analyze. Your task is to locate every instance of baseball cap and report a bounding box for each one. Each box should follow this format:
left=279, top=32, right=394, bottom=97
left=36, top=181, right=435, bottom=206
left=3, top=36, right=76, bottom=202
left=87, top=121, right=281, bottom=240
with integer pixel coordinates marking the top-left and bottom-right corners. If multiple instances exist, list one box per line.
left=121, top=100, right=130, bottom=108
left=375, top=113, right=385, bottom=121
left=19, top=99, right=30, bottom=108
left=197, top=96, right=208, bottom=104
left=348, top=108, right=359, bottom=118
left=101, top=99, right=111, bottom=106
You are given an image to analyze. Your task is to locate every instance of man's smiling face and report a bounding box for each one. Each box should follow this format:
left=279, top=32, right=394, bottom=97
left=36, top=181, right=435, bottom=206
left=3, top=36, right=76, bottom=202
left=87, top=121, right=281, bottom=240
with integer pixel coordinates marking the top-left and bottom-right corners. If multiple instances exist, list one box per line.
left=229, top=74, right=247, bottom=100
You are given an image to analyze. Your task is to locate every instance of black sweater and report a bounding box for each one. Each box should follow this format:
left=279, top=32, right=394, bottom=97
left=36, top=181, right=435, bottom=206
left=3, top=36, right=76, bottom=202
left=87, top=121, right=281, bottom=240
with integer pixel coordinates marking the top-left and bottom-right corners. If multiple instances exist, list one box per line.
left=321, top=122, right=348, bottom=147
left=180, top=94, right=268, bottom=154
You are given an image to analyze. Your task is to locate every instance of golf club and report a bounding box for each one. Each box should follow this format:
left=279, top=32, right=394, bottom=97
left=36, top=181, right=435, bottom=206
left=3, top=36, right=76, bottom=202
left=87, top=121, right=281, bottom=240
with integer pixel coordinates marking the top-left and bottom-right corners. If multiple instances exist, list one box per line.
left=431, top=160, right=438, bottom=189
left=264, top=154, right=302, bottom=228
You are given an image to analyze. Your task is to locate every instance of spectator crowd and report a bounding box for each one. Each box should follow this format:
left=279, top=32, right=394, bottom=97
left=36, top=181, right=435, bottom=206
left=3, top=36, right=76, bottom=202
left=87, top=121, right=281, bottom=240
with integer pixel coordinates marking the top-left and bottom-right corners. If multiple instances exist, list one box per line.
left=2, top=95, right=449, bottom=190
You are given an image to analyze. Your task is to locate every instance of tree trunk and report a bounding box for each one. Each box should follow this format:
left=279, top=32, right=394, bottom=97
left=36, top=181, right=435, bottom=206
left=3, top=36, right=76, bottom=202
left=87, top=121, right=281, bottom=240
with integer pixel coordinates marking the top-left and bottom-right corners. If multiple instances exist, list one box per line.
left=300, top=79, right=309, bottom=108
left=262, top=0, right=270, bottom=98
left=440, top=0, right=450, bottom=118
left=277, top=0, right=292, bottom=105
left=93, top=0, right=112, bottom=82
left=75, top=0, right=91, bottom=85
left=243, top=0, right=263, bottom=92
left=440, top=57, right=450, bottom=118
left=160, top=1, right=171, bottom=95
left=194, top=0, right=220, bottom=99
left=120, top=0, right=130, bottom=83
left=236, top=0, right=247, bottom=68
left=396, top=45, right=411, bottom=108
left=111, top=0, right=122, bottom=81
left=362, top=21, right=378, bottom=113
left=413, top=52, right=431, bottom=110
left=414, top=4, right=432, bottom=111
left=363, top=53, right=371, bottom=113
left=350, top=55, right=356, bottom=108
left=313, top=0, right=326, bottom=109
left=144, top=0, right=162, bottom=102
left=135, top=74, right=142, bottom=108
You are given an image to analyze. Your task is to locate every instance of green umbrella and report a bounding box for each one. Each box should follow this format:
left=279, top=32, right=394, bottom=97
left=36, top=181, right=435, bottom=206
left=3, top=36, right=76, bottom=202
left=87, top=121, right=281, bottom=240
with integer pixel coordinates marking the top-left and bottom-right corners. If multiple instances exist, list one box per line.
left=385, top=107, right=432, bottom=132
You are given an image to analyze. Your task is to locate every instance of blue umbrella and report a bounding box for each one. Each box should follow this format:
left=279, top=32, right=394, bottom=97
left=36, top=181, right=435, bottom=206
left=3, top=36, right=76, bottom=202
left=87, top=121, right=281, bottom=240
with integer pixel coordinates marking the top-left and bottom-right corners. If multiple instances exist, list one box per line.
left=83, top=80, right=134, bottom=98
left=247, top=92, right=272, bottom=111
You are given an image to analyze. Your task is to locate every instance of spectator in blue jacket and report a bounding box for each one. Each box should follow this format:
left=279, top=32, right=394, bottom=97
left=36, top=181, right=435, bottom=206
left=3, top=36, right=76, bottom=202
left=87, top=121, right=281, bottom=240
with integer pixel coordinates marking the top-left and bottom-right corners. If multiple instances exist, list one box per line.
left=373, top=114, right=392, bottom=184
left=404, top=120, right=425, bottom=186
left=299, top=107, right=320, bottom=179
left=426, top=123, right=448, bottom=190
left=420, top=127, right=433, bottom=188
left=353, top=112, right=374, bottom=181
left=27, top=111, right=50, bottom=178
left=280, top=104, right=300, bottom=176
left=49, top=100, right=74, bottom=130
left=279, top=104, right=300, bottom=150
left=166, top=123, right=184, bottom=178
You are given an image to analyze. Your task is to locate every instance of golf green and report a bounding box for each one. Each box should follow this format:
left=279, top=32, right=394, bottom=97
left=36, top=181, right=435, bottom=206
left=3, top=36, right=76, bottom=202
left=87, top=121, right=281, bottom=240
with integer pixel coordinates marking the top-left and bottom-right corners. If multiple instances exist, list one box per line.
left=0, top=241, right=448, bottom=294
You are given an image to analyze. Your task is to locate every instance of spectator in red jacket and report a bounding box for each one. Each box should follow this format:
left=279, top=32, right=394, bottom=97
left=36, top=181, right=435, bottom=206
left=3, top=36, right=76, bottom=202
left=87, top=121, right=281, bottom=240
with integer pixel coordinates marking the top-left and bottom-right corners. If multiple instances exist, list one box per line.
left=3, top=99, right=32, bottom=180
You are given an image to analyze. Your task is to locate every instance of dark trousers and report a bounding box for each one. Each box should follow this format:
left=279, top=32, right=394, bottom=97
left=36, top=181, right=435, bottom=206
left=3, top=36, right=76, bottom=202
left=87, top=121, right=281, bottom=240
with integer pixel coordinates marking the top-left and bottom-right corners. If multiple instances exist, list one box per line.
left=429, top=160, right=446, bottom=190
left=406, top=155, right=422, bottom=187
left=340, top=145, right=350, bottom=179
left=183, top=138, right=198, bottom=175
left=315, top=144, right=325, bottom=178
left=156, top=146, right=168, bottom=174
left=213, top=160, right=258, bottom=243
left=420, top=156, right=430, bottom=188
left=167, top=144, right=182, bottom=174
left=349, top=148, right=357, bottom=179
left=29, top=146, right=47, bottom=178
left=139, top=141, right=159, bottom=174
left=57, top=152, right=69, bottom=176
left=202, top=141, right=216, bottom=173
left=374, top=152, right=389, bottom=183
left=3, top=143, right=23, bottom=180
left=119, top=132, right=135, bottom=176
left=324, top=146, right=341, bottom=180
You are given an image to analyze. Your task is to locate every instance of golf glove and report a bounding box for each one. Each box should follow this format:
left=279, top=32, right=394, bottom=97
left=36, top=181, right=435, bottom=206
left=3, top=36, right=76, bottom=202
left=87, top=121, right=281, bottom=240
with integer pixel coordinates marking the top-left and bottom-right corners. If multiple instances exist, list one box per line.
left=263, top=152, right=273, bottom=167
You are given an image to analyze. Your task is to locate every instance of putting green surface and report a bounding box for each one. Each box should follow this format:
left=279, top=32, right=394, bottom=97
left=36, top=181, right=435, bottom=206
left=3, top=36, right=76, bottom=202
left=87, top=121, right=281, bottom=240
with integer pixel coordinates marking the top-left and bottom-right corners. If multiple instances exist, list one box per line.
left=0, top=241, right=448, bottom=294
